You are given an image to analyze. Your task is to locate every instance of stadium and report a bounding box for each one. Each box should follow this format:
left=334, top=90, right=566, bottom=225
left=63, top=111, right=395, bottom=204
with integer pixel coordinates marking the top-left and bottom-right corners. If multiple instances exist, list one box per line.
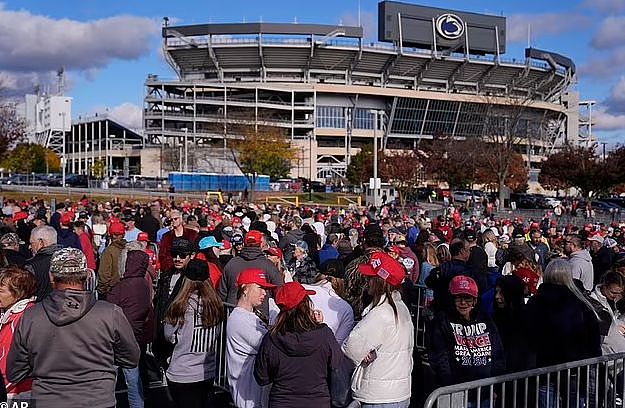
left=144, top=1, right=580, bottom=183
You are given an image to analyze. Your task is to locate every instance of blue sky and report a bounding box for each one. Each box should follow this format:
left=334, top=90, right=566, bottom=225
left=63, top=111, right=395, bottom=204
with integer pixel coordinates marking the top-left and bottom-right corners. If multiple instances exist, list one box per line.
left=2, top=0, right=625, bottom=144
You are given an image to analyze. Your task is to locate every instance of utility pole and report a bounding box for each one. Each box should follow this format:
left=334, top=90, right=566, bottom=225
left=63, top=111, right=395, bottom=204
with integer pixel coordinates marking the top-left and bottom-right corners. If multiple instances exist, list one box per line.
left=60, top=112, right=66, bottom=187
left=182, top=127, right=189, bottom=172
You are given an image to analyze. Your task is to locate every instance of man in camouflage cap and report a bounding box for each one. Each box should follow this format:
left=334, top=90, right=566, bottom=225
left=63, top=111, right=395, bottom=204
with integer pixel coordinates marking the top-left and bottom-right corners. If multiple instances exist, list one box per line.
left=8, top=247, right=139, bottom=408
left=0, top=232, right=27, bottom=267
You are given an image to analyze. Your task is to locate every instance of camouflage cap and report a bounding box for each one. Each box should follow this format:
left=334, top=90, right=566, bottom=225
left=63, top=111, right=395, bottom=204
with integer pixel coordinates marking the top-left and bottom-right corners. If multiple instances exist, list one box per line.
left=50, top=248, right=88, bottom=275
left=0, top=232, right=20, bottom=248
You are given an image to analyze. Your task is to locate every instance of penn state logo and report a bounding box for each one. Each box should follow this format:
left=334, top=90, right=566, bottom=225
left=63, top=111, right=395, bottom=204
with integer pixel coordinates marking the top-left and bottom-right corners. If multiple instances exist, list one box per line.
left=435, top=13, right=465, bottom=40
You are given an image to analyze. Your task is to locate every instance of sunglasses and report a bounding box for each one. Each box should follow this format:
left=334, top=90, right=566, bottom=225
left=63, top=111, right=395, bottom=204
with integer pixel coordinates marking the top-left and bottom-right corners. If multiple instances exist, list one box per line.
left=172, top=252, right=191, bottom=259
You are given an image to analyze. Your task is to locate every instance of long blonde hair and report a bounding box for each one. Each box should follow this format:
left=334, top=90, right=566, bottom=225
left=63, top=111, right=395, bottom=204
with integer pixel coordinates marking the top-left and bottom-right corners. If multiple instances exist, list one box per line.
left=423, top=243, right=440, bottom=267
left=482, top=230, right=498, bottom=248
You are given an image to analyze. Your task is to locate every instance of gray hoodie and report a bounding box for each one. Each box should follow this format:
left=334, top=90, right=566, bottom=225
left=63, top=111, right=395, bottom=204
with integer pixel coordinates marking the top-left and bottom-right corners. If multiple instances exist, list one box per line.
left=569, top=249, right=594, bottom=291
left=8, top=289, right=140, bottom=408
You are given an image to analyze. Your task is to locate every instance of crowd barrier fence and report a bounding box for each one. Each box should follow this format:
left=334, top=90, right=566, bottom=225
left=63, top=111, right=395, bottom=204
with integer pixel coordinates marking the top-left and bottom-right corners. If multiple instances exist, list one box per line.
left=424, top=353, right=625, bottom=408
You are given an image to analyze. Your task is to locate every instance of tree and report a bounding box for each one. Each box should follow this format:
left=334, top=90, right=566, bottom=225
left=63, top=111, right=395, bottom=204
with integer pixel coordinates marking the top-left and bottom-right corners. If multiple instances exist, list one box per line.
left=422, top=135, right=480, bottom=189
left=0, top=91, right=26, bottom=158
left=380, top=149, right=427, bottom=206
left=539, top=145, right=607, bottom=197
left=476, top=150, right=528, bottom=193
left=346, top=144, right=373, bottom=185
left=1, top=143, right=60, bottom=173
left=91, top=158, right=107, bottom=179
left=477, top=96, right=548, bottom=208
left=230, top=125, right=296, bottom=200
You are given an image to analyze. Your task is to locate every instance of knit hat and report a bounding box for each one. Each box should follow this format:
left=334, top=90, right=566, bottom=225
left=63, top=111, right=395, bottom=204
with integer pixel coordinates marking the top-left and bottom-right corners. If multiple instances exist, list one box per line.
left=0, top=233, right=20, bottom=248
left=183, top=259, right=210, bottom=281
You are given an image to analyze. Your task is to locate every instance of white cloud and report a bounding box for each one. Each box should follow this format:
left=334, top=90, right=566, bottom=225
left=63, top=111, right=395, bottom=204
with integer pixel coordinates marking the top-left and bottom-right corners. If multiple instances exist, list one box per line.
left=0, top=4, right=159, bottom=73
left=0, top=4, right=158, bottom=99
left=603, top=76, right=625, bottom=114
left=507, top=13, right=590, bottom=43
left=591, top=16, right=625, bottom=50
left=594, top=107, right=625, bottom=131
left=108, top=102, right=143, bottom=130
left=579, top=47, right=625, bottom=78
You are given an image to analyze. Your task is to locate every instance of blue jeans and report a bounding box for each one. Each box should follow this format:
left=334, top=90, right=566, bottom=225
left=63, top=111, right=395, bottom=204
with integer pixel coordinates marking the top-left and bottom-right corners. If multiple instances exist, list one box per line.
left=122, top=366, right=144, bottom=408
left=361, top=399, right=410, bottom=408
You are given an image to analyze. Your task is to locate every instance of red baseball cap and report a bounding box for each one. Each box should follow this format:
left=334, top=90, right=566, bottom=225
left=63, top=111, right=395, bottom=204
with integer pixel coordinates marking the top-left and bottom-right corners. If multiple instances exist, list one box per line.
left=109, top=222, right=126, bottom=236
left=60, top=212, right=74, bottom=226
left=275, top=281, right=315, bottom=311
left=244, top=230, right=264, bottom=246
left=449, top=275, right=479, bottom=298
left=12, top=211, right=28, bottom=222
left=265, top=247, right=283, bottom=259
left=358, top=251, right=406, bottom=287
left=237, top=268, right=277, bottom=289
left=137, top=232, right=149, bottom=242
left=232, top=217, right=242, bottom=225
left=222, top=240, right=232, bottom=250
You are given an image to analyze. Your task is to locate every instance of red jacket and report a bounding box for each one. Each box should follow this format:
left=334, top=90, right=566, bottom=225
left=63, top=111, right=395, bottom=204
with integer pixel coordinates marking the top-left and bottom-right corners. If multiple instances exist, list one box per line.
left=0, top=298, right=35, bottom=396
left=79, top=231, right=97, bottom=270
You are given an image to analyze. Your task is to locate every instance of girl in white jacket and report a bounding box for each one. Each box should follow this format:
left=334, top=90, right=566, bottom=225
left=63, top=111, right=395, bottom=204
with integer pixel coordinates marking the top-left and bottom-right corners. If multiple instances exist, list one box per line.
left=342, top=251, right=414, bottom=408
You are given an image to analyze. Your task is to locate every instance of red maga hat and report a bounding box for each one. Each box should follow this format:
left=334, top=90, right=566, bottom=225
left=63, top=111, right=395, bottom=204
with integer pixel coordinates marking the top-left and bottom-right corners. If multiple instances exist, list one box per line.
left=237, top=268, right=277, bottom=289
left=275, top=281, right=315, bottom=311
left=358, top=251, right=406, bottom=287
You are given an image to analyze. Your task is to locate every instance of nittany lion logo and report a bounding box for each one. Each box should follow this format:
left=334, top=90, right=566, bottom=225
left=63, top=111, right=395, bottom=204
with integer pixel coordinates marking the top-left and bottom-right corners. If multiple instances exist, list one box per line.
left=435, top=13, right=465, bottom=40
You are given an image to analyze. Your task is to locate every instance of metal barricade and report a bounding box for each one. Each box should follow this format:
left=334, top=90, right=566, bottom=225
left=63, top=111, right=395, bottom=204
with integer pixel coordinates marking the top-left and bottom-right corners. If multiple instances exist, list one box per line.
left=214, top=302, right=237, bottom=392
left=424, top=353, right=625, bottom=408
left=413, top=284, right=433, bottom=351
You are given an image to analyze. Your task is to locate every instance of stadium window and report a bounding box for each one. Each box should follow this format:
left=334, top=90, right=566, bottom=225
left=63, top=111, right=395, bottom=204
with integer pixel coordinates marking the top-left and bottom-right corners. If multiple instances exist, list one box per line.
left=354, top=108, right=374, bottom=129
left=316, top=106, right=345, bottom=128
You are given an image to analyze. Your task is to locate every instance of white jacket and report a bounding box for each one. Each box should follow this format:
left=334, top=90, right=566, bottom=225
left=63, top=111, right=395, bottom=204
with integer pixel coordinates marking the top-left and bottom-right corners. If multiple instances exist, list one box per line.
left=342, top=291, right=414, bottom=404
left=590, top=286, right=625, bottom=355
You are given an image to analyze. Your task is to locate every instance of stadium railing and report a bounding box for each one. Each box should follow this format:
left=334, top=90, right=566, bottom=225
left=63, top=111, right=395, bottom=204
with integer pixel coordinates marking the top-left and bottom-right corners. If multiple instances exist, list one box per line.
left=424, top=352, right=625, bottom=408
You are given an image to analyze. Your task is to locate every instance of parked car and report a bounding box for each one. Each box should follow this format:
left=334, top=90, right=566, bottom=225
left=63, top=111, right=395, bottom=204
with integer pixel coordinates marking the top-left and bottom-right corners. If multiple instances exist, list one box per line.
left=64, top=174, right=89, bottom=188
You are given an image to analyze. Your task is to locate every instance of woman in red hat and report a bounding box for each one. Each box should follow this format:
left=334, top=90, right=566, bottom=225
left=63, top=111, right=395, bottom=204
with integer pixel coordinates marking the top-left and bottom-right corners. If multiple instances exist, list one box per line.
left=426, top=275, right=505, bottom=396
left=226, top=268, right=277, bottom=408
left=342, top=251, right=414, bottom=408
left=254, top=281, right=344, bottom=408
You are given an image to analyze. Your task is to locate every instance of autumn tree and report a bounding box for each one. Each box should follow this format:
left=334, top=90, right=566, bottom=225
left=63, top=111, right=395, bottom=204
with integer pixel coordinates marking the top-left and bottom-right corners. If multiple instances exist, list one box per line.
left=380, top=149, right=426, bottom=206
left=1, top=143, right=60, bottom=173
left=422, top=135, right=480, bottom=189
left=539, top=145, right=608, bottom=197
left=476, top=150, right=528, bottom=193
left=230, top=125, right=296, bottom=200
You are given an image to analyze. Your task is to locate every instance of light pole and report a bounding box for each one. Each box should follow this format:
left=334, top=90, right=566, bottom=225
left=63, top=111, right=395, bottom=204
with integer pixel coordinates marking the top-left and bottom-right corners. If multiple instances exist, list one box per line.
left=59, top=112, right=66, bottom=187
left=309, top=134, right=313, bottom=202
left=182, top=127, right=189, bottom=172
left=369, top=110, right=385, bottom=207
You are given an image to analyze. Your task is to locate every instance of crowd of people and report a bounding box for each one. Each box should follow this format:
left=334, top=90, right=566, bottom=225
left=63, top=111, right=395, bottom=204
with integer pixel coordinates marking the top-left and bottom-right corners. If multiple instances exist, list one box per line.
left=0, top=195, right=623, bottom=407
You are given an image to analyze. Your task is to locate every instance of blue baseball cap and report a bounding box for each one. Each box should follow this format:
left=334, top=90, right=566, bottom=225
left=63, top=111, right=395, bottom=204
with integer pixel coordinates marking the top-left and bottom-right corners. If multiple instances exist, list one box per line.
left=198, top=236, right=224, bottom=250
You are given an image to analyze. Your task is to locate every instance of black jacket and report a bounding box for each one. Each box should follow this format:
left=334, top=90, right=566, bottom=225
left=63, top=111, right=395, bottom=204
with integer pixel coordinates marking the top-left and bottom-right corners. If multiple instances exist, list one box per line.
left=426, top=259, right=485, bottom=312
left=427, top=309, right=505, bottom=386
left=254, top=324, right=343, bottom=408
left=4, top=248, right=27, bottom=267
left=57, top=228, right=82, bottom=251
left=592, top=246, right=614, bottom=285
left=217, top=246, right=283, bottom=313
left=137, top=214, right=160, bottom=243
left=526, top=283, right=601, bottom=368
left=25, top=244, right=60, bottom=301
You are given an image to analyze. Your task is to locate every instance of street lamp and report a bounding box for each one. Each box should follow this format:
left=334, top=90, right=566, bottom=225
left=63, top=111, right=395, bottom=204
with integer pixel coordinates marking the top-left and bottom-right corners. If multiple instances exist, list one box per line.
left=182, top=127, right=189, bottom=172
left=59, top=112, right=67, bottom=187
left=369, top=109, right=385, bottom=207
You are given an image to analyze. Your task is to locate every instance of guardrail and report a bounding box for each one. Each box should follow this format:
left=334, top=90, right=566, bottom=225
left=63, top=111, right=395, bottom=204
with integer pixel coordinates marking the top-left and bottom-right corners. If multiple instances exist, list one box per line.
left=424, top=353, right=625, bottom=408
